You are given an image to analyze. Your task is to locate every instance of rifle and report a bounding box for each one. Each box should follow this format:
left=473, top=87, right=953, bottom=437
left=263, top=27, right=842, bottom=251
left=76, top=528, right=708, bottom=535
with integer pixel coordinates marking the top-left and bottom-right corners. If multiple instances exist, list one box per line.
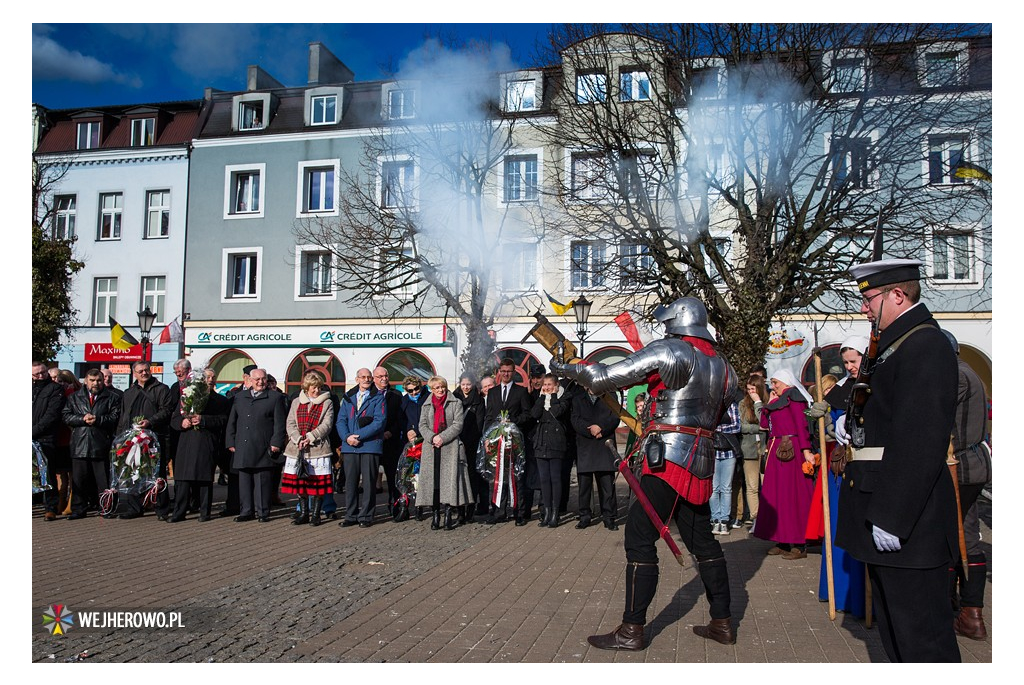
left=846, top=311, right=881, bottom=449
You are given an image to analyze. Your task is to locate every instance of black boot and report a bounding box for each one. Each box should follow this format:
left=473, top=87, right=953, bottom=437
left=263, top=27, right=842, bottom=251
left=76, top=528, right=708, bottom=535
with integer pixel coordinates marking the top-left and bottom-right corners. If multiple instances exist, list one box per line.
left=431, top=507, right=442, bottom=530
left=623, top=561, right=659, bottom=626
left=548, top=505, right=559, bottom=528
left=587, top=623, right=645, bottom=651
left=292, top=497, right=309, bottom=525
left=458, top=505, right=468, bottom=525
left=445, top=505, right=456, bottom=530
left=538, top=505, right=549, bottom=527
left=696, top=556, right=733, bottom=626
left=309, top=497, right=322, bottom=527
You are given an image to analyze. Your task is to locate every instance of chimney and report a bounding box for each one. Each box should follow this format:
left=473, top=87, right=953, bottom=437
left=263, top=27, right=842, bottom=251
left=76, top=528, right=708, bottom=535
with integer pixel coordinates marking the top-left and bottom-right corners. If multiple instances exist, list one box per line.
left=247, top=65, right=285, bottom=91
left=308, top=42, right=355, bottom=85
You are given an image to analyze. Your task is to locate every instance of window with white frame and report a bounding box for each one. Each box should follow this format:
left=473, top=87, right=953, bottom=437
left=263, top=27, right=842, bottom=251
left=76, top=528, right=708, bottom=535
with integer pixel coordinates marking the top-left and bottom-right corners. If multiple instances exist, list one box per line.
left=298, top=161, right=338, bottom=215
left=833, top=57, right=866, bottom=93
left=222, top=248, right=262, bottom=301
left=923, top=51, right=961, bottom=88
left=617, top=151, right=657, bottom=199
left=145, top=190, right=170, bottom=239
left=140, top=276, right=166, bottom=324
left=619, top=69, right=651, bottom=102
left=224, top=164, right=266, bottom=217
left=387, top=89, right=415, bottom=119
left=504, top=79, right=537, bottom=111
left=92, top=277, right=117, bottom=326
left=131, top=118, right=155, bottom=146
left=238, top=101, right=264, bottom=130
left=830, top=137, right=873, bottom=189
left=502, top=243, right=538, bottom=292
left=77, top=121, right=100, bottom=150
left=929, top=229, right=975, bottom=283
left=310, top=95, right=338, bottom=125
left=701, top=236, right=732, bottom=285
left=570, top=240, right=607, bottom=290
left=297, top=249, right=334, bottom=297
left=53, top=195, right=76, bottom=240
left=571, top=153, right=610, bottom=200
left=688, top=64, right=724, bottom=99
left=98, top=192, right=122, bottom=240
left=619, top=242, right=654, bottom=288
left=576, top=72, right=607, bottom=103
left=504, top=155, right=539, bottom=202
left=380, top=244, right=416, bottom=297
left=928, top=134, right=969, bottom=185
left=381, top=160, right=415, bottom=208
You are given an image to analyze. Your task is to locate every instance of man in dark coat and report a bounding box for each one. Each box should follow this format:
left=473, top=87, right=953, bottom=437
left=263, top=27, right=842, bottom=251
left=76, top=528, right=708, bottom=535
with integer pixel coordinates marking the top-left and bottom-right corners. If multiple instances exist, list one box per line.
left=168, top=375, right=231, bottom=522
left=63, top=368, right=120, bottom=519
left=218, top=364, right=256, bottom=516
left=571, top=389, right=621, bottom=530
left=337, top=368, right=387, bottom=527
left=225, top=368, right=287, bottom=522
left=116, top=360, right=177, bottom=519
left=836, top=258, right=960, bottom=663
left=481, top=358, right=534, bottom=525
left=101, top=367, right=123, bottom=402
left=374, top=366, right=405, bottom=512
left=33, top=361, right=65, bottom=520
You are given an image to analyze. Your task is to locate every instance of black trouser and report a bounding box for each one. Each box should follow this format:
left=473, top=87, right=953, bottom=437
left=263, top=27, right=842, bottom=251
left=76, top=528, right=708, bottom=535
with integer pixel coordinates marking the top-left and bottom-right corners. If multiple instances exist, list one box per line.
left=578, top=470, right=616, bottom=523
left=173, top=480, right=212, bottom=520
left=560, top=455, right=574, bottom=513
left=536, top=458, right=564, bottom=515
left=238, top=467, right=274, bottom=518
left=343, top=452, right=380, bottom=523
left=71, top=458, right=109, bottom=515
left=870, top=563, right=961, bottom=662
left=381, top=444, right=401, bottom=506
left=951, top=482, right=987, bottom=608
left=622, top=475, right=731, bottom=624
left=223, top=469, right=240, bottom=513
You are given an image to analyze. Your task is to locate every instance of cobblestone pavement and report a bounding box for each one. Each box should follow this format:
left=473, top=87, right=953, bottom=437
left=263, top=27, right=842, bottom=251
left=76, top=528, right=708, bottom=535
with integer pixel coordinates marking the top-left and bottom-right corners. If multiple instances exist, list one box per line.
left=30, top=481, right=992, bottom=663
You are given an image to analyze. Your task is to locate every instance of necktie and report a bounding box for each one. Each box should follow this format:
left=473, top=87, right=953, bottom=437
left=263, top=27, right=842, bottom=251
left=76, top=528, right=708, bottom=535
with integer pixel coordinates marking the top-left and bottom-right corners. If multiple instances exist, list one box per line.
left=357, top=392, right=365, bottom=411
left=502, top=385, right=508, bottom=403
left=89, top=393, right=95, bottom=408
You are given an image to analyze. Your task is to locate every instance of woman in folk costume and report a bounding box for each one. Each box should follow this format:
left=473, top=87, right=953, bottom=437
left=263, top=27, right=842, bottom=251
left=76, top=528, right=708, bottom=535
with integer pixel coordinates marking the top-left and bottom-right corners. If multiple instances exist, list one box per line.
left=281, top=371, right=336, bottom=527
left=752, top=367, right=816, bottom=560
left=418, top=376, right=474, bottom=531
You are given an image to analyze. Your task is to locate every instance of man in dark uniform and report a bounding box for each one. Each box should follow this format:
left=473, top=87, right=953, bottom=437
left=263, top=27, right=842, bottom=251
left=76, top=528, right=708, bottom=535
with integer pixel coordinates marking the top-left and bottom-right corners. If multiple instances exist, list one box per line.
left=836, top=258, right=961, bottom=662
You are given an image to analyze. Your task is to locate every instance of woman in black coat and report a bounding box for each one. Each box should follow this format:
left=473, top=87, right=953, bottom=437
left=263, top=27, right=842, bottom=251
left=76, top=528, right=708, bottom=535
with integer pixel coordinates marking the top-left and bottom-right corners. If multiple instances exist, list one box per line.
left=530, top=374, right=569, bottom=528
left=169, top=389, right=230, bottom=522
left=453, top=374, right=486, bottom=518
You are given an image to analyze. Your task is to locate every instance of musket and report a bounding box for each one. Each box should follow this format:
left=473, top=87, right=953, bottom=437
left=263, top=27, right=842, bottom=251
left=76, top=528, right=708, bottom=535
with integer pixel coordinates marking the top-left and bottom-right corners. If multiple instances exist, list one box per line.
left=947, top=437, right=969, bottom=580
left=813, top=325, right=836, bottom=620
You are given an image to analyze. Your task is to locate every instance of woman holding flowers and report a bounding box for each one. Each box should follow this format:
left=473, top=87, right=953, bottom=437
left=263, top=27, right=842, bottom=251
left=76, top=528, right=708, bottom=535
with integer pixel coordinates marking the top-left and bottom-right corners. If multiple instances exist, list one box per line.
left=169, top=369, right=229, bottom=522
left=281, top=371, right=336, bottom=526
left=418, top=376, right=473, bottom=531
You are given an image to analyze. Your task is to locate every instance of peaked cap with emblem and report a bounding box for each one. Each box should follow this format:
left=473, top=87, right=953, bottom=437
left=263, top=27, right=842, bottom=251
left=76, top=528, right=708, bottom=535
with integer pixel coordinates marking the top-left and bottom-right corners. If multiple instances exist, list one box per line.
left=848, top=259, right=923, bottom=293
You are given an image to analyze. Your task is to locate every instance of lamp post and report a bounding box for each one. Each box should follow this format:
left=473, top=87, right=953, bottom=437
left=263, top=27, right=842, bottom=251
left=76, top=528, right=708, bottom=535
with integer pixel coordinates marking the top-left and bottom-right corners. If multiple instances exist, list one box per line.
left=573, top=294, right=593, bottom=358
left=137, top=306, right=156, bottom=361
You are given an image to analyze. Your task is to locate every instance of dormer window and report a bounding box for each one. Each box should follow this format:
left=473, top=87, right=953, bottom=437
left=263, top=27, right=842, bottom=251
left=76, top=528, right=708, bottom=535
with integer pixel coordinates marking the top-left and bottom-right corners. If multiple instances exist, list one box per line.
left=77, top=121, right=100, bottom=150
left=505, top=80, right=536, bottom=111
left=619, top=69, right=650, bottom=102
left=918, top=42, right=968, bottom=88
left=834, top=58, right=865, bottom=92
left=231, top=93, right=274, bottom=132
left=131, top=117, right=155, bottom=146
left=388, top=89, right=415, bottom=120
left=311, top=95, right=337, bottom=125
left=576, top=72, right=607, bottom=103
left=238, top=101, right=264, bottom=130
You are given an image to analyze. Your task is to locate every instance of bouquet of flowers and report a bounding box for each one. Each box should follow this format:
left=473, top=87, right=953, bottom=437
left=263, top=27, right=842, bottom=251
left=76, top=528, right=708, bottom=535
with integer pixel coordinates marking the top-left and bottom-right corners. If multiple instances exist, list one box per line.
left=392, top=438, right=423, bottom=521
left=32, top=441, right=51, bottom=493
left=180, top=371, right=210, bottom=429
left=108, top=418, right=163, bottom=496
left=477, top=411, right=525, bottom=482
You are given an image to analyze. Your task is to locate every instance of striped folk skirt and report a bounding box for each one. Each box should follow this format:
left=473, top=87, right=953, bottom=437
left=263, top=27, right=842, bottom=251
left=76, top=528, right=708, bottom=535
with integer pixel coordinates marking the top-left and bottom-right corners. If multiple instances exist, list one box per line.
left=280, top=454, right=333, bottom=497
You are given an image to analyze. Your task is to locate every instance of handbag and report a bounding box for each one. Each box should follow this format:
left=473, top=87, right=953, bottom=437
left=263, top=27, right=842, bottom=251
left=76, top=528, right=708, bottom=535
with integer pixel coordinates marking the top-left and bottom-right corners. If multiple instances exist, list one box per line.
left=295, top=452, right=312, bottom=481
left=773, top=436, right=795, bottom=462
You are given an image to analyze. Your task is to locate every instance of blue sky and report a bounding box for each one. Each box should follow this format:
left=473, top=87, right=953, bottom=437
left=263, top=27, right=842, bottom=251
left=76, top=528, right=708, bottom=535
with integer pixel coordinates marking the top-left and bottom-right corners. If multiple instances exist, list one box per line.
left=32, top=23, right=557, bottom=110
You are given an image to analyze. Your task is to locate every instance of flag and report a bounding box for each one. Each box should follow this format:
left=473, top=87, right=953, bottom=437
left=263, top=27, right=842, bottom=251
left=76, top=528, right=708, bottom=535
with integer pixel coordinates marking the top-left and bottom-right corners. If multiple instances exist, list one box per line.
left=954, top=161, right=992, bottom=181
left=544, top=291, right=574, bottom=316
left=109, top=316, right=139, bottom=351
left=614, top=311, right=651, bottom=351
left=158, top=316, right=184, bottom=344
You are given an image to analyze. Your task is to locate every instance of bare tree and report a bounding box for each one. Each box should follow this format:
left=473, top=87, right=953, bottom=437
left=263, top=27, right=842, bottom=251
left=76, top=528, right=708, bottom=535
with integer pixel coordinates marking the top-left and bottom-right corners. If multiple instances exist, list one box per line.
left=534, top=23, right=991, bottom=373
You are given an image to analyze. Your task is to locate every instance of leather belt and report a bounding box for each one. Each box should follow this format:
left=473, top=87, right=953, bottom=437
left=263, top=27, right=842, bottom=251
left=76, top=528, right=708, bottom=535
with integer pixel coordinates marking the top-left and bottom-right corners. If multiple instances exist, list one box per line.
left=649, top=423, right=715, bottom=440
left=850, top=447, right=884, bottom=461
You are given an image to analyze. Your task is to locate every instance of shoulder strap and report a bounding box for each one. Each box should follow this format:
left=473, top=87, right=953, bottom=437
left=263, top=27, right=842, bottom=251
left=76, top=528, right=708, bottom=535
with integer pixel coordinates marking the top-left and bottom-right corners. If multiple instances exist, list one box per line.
left=877, top=324, right=933, bottom=363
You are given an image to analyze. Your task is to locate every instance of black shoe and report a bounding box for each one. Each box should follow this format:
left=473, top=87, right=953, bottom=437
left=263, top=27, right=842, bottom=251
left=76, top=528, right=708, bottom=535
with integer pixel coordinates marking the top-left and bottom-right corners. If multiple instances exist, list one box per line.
left=515, top=517, right=527, bottom=526
left=218, top=509, right=239, bottom=518
left=486, top=513, right=507, bottom=525
left=340, top=519, right=359, bottom=527
left=358, top=521, right=372, bottom=528
left=156, top=513, right=170, bottom=522
left=258, top=516, right=271, bottom=523
left=576, top=517, right=591, bottom=530
left=604, top=520, right=619, bottom=531
left=118, top=513, right=141, bottom=520
left=167, top=516, right=185, bottom=523
left=293, top=514, right=310, bottom=525
left=445, top=506, right=457, bottom=530
left=234, top=514, right=255, bottom=522
left=431, top=509, right=442, bottom=530
left=67, top=513, right=87, bottom=521
left=309, top=514, right=321, bottom=527
left=217, top=475, right=228, bottom=486
left=198, top=515, right=211, bottom=522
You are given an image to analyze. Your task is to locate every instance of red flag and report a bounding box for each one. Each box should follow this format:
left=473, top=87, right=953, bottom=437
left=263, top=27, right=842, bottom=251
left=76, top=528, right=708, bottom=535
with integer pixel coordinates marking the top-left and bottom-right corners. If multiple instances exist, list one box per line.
left=614, top=311, right=644, bottom=351
left=158, top=316, right=183, bottom=344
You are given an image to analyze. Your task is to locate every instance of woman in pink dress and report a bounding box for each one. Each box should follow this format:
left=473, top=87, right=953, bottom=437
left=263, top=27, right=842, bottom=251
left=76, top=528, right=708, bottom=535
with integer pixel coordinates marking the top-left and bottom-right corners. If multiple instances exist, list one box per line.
left=752, top=368, right=816, bottom=560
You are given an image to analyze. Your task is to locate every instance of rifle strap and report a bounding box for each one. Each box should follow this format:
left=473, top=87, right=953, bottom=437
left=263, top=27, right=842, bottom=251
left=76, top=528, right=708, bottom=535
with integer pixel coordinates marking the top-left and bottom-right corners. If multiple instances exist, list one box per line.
left=877, top=324, right=933, bottom=364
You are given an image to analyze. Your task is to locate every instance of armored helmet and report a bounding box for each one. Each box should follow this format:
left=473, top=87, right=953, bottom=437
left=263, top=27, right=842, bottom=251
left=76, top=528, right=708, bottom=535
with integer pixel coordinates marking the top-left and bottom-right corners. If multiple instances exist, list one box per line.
left=652, top=296, right=716, bottom=342
left=941, top=329, right=959, bottom=354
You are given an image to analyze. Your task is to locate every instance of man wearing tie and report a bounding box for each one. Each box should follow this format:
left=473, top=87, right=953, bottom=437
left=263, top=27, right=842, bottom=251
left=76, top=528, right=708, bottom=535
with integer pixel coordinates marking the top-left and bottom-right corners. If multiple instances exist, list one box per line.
left=63, top=368, right=120, bottom=519
left=337, top=368, right=387, bottom=528
left=481, top=358, right=534, bottom=525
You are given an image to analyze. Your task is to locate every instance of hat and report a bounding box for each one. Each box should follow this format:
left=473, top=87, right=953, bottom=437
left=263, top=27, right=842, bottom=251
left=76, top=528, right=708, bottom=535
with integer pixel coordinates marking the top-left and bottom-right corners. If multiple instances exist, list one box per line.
left=839, top=335, right=869, bottom=355
left=529, top=364, right=546, bottom=377
left=848, top=259, right=923, bottom=293
left=241, top=364, right=257, bottom=376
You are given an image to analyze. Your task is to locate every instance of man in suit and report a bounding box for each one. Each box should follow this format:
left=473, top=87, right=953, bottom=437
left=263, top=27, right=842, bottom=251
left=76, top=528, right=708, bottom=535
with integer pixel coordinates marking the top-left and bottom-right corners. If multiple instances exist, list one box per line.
left=836, top=258, right=961, bottom=662
left=337, top=368, right=387, bottom=528
left=481, top=358, right=534, bottom=525
left=100, top=367, right=123, bottom=402
left=63, top=369, right=120, bottom=519
left=374, top=367, right=405, bottom=514
left=218, top=363, right=257, bottom=516
left=225, top=368, right=287, bottom=522
left=168, top=358, right=196, bottom=511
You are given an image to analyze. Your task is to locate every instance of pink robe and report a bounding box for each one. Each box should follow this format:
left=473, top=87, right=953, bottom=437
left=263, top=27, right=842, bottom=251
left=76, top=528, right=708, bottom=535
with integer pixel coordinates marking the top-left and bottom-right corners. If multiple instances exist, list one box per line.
left=752, top=392, right=815, bottom=545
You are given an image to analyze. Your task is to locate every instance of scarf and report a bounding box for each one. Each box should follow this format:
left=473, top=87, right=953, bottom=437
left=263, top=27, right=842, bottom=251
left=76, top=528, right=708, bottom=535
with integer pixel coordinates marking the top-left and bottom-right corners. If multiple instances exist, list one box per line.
left=431, top=392, right=447, bottom=434
left=296, top=391, right=326, bottom=436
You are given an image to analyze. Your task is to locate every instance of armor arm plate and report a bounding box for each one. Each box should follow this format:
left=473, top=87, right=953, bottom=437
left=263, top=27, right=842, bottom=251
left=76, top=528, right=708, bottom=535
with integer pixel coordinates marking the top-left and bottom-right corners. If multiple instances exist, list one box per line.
left=559, top=339, right=695, bottom=394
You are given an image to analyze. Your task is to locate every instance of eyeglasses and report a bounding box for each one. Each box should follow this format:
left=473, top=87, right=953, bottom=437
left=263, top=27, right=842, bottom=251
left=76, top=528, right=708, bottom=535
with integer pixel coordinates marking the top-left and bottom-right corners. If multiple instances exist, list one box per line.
left=356, top=374, right=372, bottom=380
left=373, top=374, right=389, bottom=379
left=861, top=289, right=891, bottom=307
left=405, top=387, right=420, bottom=394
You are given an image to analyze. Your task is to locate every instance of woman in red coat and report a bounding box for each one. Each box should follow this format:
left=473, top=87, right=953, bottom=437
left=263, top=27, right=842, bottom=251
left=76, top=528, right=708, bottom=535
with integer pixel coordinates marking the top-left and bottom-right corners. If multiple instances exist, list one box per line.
left=752, top=368, right=816, bottom=559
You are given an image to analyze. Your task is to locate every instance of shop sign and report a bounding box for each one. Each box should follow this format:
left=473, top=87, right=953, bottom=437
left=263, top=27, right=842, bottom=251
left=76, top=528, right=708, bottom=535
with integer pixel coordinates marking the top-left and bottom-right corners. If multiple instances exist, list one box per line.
left=84, top=342, right=151, bottom=362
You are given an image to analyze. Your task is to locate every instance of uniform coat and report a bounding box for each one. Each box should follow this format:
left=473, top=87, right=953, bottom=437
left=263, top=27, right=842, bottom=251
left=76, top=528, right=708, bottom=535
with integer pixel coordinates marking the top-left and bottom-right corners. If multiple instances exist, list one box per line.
left=172, top=391, right=231, bottom=482
left=226, top=391, right=288, bottom=470
left=418, top=392, right=473, bottom=507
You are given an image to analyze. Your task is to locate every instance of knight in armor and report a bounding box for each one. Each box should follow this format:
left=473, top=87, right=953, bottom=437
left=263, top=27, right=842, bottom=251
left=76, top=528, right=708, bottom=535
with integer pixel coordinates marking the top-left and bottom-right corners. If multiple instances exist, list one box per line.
left=549, top=297, right=741, bottom=650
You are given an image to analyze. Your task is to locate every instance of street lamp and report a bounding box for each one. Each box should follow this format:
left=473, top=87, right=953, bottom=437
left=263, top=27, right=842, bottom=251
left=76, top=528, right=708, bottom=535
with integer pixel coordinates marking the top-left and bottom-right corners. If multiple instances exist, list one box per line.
left=573, top=294, right=593, bottom=358
left=137, top=306, right=156, bottom=360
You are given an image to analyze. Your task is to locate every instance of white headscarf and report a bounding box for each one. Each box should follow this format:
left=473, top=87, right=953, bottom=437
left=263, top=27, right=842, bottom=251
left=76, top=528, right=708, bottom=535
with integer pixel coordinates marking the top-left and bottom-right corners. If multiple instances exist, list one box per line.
left=768, top=367, right=814, bottom=404
left=840, top=335, right=869, bottom=356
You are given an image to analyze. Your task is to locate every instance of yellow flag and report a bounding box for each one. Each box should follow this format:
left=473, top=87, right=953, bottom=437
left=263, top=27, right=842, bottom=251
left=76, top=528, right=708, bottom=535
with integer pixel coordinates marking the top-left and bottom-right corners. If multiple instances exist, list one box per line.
left=109, top=316, right=139, bottom=350
left=544, top=291, right=575, bottom=316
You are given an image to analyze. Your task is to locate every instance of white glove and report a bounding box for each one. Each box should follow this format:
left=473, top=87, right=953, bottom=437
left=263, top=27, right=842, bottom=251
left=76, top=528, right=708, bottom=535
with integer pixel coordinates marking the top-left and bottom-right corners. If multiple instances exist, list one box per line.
left=834, top=413, right=850, bottom=446
left=872, top=525, right=901, bottom=552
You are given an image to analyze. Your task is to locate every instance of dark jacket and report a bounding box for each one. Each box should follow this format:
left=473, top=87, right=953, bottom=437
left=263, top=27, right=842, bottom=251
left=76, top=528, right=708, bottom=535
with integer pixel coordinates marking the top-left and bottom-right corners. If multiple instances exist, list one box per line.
left=226, top=390, right=288, bottom=469
left=530, top=388, right=569, bottom=458
left=32, top=377, right=65, bottom=451
left=172, top=391, right=230, bottom=481
left=837, top=303, right=959, bottom=568
left=117, top=377, right=176, bottom=444
left=482, top=382, right=533, bottom=430
left=380, top=386, right=405, bottom=455
left=572, top=391, right=621, bottom=473
left=400, top=390, right=429, bottom=440
left=62, top=387, right=120, bottom=460
left=452, top=387, right=483, bottom=456
left=337, top=385, right=387, bottom=454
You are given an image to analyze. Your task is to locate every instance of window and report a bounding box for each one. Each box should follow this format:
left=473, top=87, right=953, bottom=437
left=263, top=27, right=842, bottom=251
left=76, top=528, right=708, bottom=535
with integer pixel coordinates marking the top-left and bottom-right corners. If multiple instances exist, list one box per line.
left=388, top=89, right=415, bottom=119
left=131, top=118, right=155, bottom=146
left=571, top=153, right=610, bottom=200
left=92, top=277, right=117, bottom=326
left=222, top=248, right=263, bottom=302
left=140, top=276, right=166, bottom=324
left=98, top=192, right=122, bottom=240
left=310, top=95, right=337, bottom=125
left=619, top=242, right=654, bottom=288
left=930, top=230, right=974, bottom=282
left=238, top=101, right=264, bottom=130
left=502, top=243, right=537, bottom=292
left=504, top=155, right=539, bottom=202
left=381, top=244, right=416, bottom=297
left=833, top=57, right=866, bottom=93
left=224, top=164, right=266, bottom=218
left=145, top=190, right=170, bottom=238
left=381, top=160, right=415, bottom=208
left=617, top=151, right=657, bottom=199
left=301, top=165, right=336, bottom=214
left=928, top=135, right=969, bottom=185
left=924, top=52, right=960, bottom=87
left=620, top=69, right=650, bottom=102
left=299, top=250, right=333, bottom=297
left=685, top=140, right=726, bottom=194
left=53, top=195, right=76, bottom=240
left=830, top=137, right=872, bottom=189
left=702, top=236, right=732, bottom=285
left=505, top=79, right=536, bottom=111
left=576, top=72, right=607, bottom=103
left=77, top=121, right=100, bottom=150
left=570, top=240, right=606, bottom=290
